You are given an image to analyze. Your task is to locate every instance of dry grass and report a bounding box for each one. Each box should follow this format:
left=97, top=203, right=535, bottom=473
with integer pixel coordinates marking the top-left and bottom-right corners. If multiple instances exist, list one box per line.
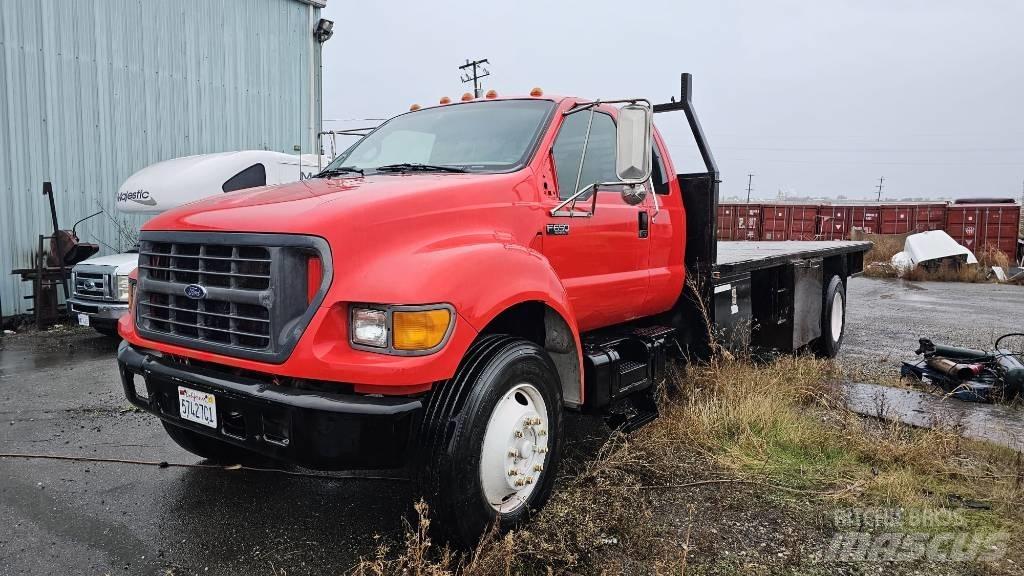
left=350, top=357, right=1024, bottom=575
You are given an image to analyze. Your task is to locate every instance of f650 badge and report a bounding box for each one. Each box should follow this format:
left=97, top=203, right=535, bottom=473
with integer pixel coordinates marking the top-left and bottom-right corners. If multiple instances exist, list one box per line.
left=546, top=224, right=570, bottom=236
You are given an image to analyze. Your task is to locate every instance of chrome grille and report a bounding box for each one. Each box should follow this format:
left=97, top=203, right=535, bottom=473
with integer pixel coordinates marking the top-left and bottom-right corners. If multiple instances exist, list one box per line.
left=73, top=271, right=109, bottom=299
left=134, top=232, right=331, bottom=363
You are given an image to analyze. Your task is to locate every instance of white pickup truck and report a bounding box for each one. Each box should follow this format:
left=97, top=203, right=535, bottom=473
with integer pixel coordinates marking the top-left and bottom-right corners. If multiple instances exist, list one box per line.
left=69, top=151, right=322, bottom=336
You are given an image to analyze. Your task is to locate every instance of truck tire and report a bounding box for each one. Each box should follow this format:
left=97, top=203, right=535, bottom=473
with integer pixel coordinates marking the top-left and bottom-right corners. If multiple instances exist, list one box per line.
left=417, top=335, right=563, bottom=546
left=813, top=275, right=846, bottom=358
left=161, top=421, right=273, bottom=465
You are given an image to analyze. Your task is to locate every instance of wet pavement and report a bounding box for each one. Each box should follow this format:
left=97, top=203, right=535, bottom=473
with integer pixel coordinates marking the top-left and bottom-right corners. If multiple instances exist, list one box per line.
left=0, top=325, right=607, bottom=575
left=0, top=276, right=1021, bottom=574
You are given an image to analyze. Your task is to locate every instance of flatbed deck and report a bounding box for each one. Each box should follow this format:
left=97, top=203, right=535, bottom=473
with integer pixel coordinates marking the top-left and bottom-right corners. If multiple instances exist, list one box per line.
left=715, top=240, right=872, bottom=275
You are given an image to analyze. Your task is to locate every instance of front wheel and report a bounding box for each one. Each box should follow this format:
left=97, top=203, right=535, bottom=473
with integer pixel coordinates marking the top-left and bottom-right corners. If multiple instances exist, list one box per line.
left=813, top=275, right=846, bottom=358
left=417, top=335, right=563, bottom=546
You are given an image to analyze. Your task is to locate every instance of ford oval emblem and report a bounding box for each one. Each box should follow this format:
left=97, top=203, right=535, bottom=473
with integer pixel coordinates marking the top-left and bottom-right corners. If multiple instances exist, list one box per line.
left=183, top=284, right=207, bottom=300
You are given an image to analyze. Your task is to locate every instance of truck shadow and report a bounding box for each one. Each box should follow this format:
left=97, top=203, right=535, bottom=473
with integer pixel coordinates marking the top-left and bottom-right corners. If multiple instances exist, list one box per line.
left=154, top=413, right=613, bottom=572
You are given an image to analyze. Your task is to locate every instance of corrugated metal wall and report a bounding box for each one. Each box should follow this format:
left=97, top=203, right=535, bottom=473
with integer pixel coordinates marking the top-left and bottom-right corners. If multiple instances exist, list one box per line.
left=0, top=0, right=320, bottom=317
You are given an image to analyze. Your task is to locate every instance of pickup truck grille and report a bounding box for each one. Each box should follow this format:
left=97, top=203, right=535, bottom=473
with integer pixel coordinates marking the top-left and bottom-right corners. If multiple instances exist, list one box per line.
left=73, top=270, right=110, bottom=299
left=134, top=232, right=331, bottom=363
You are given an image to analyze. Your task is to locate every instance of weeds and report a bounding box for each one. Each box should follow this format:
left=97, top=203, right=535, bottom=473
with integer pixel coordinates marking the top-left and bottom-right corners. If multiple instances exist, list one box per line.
left=351, top=357, right=1024, bottom=575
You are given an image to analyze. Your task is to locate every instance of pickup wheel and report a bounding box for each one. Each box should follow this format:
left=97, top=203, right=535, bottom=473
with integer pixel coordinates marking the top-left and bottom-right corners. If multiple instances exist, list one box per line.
left=161, top=421, right=275, bottom=465
left=813, top=275, right=846, bottom=358
left=417, top=335, right=563, bottom=547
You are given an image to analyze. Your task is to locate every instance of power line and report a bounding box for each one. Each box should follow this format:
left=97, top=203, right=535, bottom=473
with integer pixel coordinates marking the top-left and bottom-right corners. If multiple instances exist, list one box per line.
left=459, top=58, right=490, bottom=98
left=876, top=176, right=885, bottom=201
left=746, top=173, right=754, bottom=203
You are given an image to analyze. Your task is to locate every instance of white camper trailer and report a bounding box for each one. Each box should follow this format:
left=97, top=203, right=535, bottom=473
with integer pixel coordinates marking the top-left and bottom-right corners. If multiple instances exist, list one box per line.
left=70, top=151, right=321, bottom=336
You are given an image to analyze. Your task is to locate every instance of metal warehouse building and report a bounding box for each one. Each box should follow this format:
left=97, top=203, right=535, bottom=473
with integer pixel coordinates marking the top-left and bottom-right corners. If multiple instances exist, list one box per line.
left=0, top=0, right=325, bottom=317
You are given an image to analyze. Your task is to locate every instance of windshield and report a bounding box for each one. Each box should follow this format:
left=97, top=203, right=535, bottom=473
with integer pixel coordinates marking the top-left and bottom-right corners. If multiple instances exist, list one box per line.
left=321, top=99, right=555, bottom=174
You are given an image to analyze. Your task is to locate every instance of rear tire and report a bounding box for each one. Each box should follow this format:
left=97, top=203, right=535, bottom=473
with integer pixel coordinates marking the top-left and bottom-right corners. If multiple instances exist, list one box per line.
left=416, top=335, right=563, bottom=547
left=161, top=421, right=274, bottom=465
left=813, top=275, right=846, bottom=358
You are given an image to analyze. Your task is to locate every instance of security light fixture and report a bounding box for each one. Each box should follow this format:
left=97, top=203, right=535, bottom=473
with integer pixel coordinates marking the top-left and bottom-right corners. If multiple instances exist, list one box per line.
left=314, top=18, right=334, bottom=43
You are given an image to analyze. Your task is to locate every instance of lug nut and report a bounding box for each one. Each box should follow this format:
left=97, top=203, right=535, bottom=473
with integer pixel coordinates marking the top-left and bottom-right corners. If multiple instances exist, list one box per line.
left=525, top=476, right=534, bottom=484
left=514, top=477, right=527, bottom=487
left=514, top=430, right=524, bottom=438
left=508, top=468, right=518, bottom=477
left=537, top=446, right=548, bottom=454
left=538, top=429, right=547, bottom=436
left=508, top=449, right=520, bottom=458
left=533, top=464, right=544, bottom=472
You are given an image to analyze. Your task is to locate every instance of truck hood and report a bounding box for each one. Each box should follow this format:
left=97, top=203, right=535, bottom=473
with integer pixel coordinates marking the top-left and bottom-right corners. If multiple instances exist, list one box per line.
left=73, top=252, right=140, bottom=275
left=142, top=173, right=519, bottom=234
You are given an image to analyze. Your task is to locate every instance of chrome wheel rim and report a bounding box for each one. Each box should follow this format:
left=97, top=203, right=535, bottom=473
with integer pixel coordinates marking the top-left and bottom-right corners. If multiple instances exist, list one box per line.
left=831, top=291, right=844, bottom=343
left=479, top=382, right=549, bottom=514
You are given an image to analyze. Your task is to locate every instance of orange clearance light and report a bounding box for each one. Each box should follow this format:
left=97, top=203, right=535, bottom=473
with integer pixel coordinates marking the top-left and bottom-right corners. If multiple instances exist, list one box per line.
left=461, top=92, right=474, bottom=101
left=409, top=103, right=421, bottom=111
left=485, top=89, right=498, bottom=99
left=530, top=87, right=544, bottom=97
left=439, top=96, right=451, bottom=104
left=392, top=308, right=451, bottom=351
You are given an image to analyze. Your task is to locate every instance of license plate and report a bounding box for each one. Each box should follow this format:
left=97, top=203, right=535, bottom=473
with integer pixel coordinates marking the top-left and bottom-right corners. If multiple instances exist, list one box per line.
left=77, top=313, right=90, bottom=327
left=178, top=386, right=217, bottom=428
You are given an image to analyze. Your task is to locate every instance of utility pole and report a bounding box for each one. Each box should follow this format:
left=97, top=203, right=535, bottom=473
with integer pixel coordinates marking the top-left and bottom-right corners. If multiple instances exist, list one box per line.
left=746, top=173, right=754, bottom=203
left=876, top=176, right=885, bottom=201
left=459, top=58, right=490, bottom=98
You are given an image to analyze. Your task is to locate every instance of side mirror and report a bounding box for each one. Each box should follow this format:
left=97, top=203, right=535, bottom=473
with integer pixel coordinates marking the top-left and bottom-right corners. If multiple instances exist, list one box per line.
left=615, top=104, right=653, bottom=183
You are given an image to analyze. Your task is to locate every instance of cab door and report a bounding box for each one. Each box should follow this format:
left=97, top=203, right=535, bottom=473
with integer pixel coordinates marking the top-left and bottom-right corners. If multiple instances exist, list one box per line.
left=540, top=108, right=650, bottom=333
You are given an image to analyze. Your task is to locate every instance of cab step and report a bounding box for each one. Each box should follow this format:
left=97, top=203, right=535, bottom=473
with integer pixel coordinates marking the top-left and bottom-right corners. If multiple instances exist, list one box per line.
left=581, top=325, right=674, bottom=428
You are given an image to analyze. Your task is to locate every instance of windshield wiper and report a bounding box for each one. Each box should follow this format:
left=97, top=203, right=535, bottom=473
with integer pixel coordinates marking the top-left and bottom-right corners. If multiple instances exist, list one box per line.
left=375, top=163, right=468, bottom=173
left=316, top=165, right=364, bottom=177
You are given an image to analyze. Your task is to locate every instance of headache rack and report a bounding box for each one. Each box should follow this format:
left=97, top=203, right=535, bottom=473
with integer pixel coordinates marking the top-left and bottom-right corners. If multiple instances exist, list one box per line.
left=134, top=231, right=331, bottom=363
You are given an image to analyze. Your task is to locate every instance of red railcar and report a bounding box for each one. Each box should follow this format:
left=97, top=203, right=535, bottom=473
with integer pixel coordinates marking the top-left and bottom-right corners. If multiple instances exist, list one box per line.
left=817, top=205, right=852, bottom=240
left=945, top=204, right=1021, bottom=256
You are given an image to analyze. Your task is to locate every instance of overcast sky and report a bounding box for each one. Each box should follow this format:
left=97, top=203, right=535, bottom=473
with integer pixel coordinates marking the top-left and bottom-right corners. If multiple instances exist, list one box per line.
left=321, top=1, right=1023, bottom=201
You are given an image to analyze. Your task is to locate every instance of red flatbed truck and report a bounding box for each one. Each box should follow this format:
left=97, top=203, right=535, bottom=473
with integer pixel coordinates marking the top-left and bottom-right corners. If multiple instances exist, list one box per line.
left=116, top=74, right=869, bottom=544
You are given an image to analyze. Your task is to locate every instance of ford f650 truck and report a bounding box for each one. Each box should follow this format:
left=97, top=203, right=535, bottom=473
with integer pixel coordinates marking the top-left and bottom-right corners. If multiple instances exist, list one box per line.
left=117, top=74, right=869, bottom=544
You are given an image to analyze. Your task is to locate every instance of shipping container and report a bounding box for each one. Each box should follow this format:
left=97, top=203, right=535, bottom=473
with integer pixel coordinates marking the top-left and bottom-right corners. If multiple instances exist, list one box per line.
left=718, top=204, right=762, bottom=240
left=848, top=204, right=881, bottom=236
left=761, top=205, right=790, bottom=241
left=787, top=204, right=819, bottom=241
left=817, top=205, right=852, bottom=240
left=880, top=204, right=917, bottom=235
left=912, top=203, right=948, bottom=232
left=946, top=204, right=1021, bottom=257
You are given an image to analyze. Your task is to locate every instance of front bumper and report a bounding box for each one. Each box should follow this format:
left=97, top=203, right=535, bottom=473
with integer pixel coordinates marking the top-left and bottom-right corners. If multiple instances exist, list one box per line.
left=117, top=342, right=423, bottom=470
left=68, top=297, right=128, bottom=322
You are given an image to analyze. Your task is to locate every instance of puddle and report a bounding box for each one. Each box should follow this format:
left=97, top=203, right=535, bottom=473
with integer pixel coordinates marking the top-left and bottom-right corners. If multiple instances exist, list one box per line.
left=842, top=382, right=1023, bottom=452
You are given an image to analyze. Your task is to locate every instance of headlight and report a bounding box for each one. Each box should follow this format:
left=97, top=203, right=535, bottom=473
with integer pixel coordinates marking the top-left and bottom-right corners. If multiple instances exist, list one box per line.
left=116, top=275, right=131, bottom=301
left=350, top=305, right=453, bottom=353
left=351, top=308, right=388, bottom=348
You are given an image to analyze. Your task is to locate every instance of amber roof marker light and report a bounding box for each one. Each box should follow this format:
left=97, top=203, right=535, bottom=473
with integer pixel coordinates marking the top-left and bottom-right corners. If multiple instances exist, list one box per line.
left=409, top=103, right=421, bottom=111
left=530, top=87, right=543, bottom=97
left=485, top=89, right=498, bottom=99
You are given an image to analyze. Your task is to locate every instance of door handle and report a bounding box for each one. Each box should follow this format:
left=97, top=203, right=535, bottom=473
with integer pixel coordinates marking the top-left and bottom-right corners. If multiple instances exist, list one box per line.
left=638, top=211, right=649, bottom=239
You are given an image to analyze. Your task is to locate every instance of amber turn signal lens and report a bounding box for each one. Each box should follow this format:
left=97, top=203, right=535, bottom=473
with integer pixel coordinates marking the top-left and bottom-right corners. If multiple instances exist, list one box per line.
left=392, top=309, right=451, bottom=351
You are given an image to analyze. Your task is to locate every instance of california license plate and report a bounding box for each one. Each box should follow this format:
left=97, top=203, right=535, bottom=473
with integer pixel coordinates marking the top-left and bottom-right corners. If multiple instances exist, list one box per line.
left=178, top=386, right=217, bottom=428
left=77, top=313, right=90, bottom=327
